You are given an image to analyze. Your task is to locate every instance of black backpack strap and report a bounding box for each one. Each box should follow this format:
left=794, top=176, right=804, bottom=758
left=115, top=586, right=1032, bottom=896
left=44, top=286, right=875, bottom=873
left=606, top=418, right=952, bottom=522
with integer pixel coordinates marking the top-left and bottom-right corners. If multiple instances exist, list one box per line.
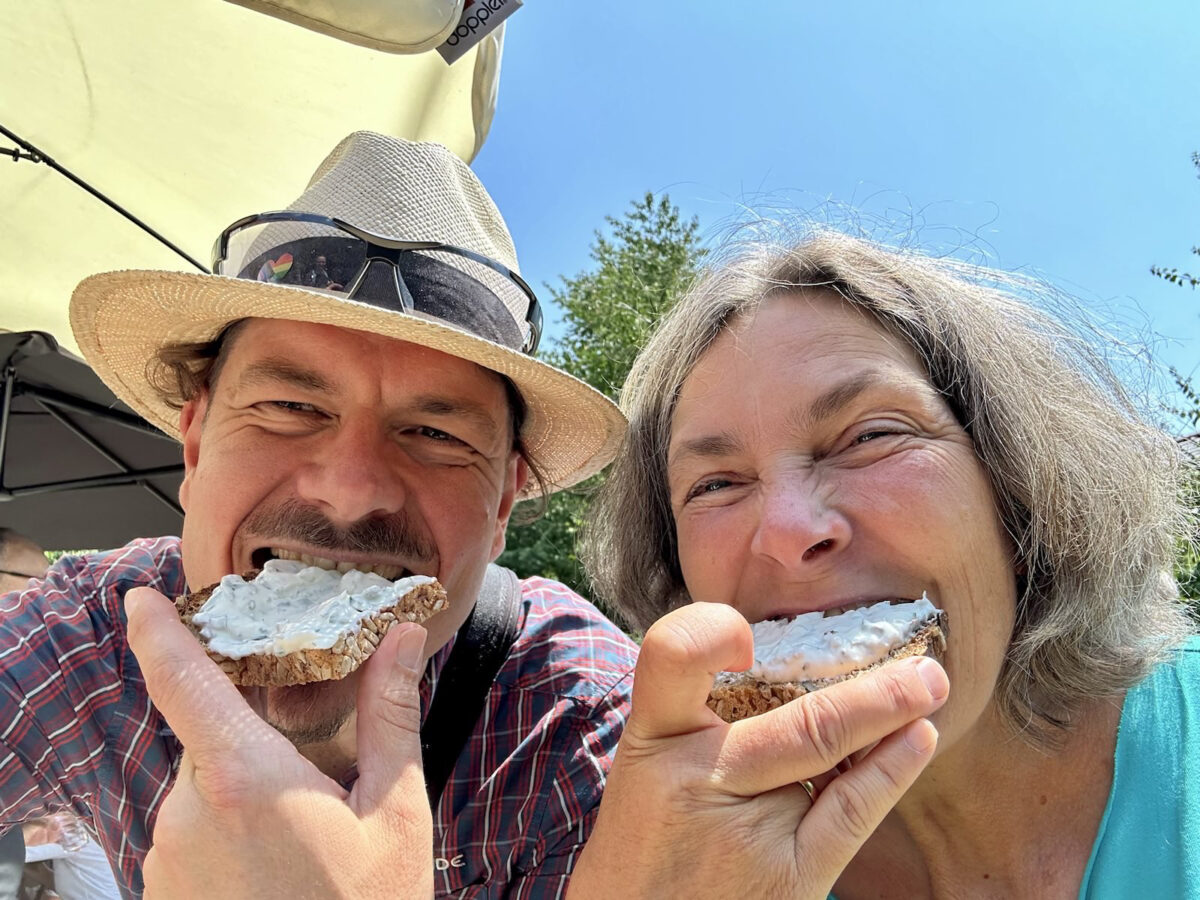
left=421, top=563, right=522, bottom=809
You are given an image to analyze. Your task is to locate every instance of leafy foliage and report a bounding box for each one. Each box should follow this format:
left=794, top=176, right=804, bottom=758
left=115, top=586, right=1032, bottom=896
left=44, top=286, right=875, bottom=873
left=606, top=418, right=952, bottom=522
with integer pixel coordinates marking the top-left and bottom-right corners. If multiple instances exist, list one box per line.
left=1151, top=152, right=1200, bottom=292
left=1152, top=152, right=1200, bottom=606
left=1180, top=475, right=1200, bottom=603
left=499, top=194, right=706, bottom=614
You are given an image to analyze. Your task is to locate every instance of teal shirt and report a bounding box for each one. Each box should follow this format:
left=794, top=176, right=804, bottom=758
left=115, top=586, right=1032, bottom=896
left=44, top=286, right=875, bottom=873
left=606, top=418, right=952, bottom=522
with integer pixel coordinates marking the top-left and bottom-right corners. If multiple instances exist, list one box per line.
left=832, top=636, right=1200, bottom=899
left=1079, top=636, right=1200, bottom=898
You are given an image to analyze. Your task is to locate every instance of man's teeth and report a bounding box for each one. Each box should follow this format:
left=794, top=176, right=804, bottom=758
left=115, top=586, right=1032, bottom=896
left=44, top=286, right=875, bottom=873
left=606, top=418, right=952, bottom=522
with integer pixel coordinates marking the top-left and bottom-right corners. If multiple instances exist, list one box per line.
left=268, top=548, right=404, bottom=580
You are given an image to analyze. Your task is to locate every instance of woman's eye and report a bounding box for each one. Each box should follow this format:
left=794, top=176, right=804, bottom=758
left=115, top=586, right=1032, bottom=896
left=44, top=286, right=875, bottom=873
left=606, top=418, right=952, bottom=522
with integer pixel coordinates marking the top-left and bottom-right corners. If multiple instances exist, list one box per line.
left=853, top=429, right=893, bottom=444
left=685, top=478, right=732, bottom=501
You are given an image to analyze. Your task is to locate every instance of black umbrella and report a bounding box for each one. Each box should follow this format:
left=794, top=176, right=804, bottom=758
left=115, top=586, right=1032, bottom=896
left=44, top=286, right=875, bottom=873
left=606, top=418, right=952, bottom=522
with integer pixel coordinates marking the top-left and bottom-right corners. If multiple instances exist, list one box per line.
left=0, top=331, right=183, bottom=551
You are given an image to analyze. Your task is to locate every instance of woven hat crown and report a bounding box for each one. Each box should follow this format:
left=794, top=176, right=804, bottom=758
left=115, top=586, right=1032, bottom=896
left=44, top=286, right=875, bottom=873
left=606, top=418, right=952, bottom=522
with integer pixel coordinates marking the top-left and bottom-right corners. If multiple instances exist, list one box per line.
left=300, top=131, right=518, bottom=268
left=249, top=132, right=533, bottom=348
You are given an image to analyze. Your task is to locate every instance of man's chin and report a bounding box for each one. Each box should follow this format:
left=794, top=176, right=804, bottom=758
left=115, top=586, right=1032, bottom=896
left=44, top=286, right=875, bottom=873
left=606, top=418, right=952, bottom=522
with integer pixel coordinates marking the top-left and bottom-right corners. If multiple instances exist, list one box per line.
left=265, top=681, right=355, bottom=747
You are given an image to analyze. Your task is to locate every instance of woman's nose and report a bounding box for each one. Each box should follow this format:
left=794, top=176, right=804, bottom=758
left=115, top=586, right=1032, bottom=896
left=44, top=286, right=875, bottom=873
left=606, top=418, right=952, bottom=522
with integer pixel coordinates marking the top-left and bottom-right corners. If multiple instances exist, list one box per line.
left=749, top=474, right=850, bottom=570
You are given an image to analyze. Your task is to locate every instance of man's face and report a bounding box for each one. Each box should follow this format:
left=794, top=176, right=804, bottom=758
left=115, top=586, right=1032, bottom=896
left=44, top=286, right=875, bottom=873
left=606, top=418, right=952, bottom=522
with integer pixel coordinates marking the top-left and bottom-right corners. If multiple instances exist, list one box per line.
left=177, top=318, right=524, bottom=745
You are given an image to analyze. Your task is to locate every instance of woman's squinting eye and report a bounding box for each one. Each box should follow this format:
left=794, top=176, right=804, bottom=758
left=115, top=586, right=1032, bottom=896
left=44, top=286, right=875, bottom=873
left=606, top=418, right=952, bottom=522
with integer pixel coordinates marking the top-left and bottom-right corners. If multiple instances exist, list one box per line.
left=684, top=477, right=732, bottom=502
left=848, top=419, right=917, bottom=447
left=853, top=429, right=893, bottom=444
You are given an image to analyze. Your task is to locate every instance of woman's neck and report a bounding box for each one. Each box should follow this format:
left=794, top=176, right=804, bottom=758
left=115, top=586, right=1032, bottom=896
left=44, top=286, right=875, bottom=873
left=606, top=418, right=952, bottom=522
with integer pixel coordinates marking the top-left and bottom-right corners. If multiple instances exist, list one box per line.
left=834, top=696, right=1123, bottom=900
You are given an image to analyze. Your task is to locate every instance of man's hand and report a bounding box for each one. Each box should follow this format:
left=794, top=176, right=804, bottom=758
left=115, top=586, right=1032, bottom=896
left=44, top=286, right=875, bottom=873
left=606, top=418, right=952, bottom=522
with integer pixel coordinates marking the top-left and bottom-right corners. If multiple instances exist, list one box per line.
left=124, top=586, right=434, bottom=900
left=568, top=603, right=948, bottom=900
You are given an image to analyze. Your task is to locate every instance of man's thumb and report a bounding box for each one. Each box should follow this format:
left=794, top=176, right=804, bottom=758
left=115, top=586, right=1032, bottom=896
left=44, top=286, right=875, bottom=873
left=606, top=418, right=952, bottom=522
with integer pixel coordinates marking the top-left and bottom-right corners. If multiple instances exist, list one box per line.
left=352, top=623, right=430, bottom=818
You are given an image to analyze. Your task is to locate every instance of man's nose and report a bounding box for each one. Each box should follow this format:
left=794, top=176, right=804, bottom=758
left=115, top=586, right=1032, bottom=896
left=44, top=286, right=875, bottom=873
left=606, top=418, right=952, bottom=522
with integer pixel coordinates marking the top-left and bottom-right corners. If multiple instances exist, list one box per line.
left=749, top=472, right=851, bottom=570
left=293, top=417, right=405, bottom=525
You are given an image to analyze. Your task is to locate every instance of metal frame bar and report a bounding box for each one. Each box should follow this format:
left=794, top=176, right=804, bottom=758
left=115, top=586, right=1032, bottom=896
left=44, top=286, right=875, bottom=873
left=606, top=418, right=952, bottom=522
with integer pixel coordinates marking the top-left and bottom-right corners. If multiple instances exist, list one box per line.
left=0, top=122, right=209, bottom=274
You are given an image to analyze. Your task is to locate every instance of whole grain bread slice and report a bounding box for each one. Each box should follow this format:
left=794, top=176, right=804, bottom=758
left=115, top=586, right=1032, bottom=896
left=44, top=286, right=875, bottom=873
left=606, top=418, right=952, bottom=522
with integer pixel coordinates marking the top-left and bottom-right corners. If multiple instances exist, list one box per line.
left=706, top=617, right=947, bottom=724
left=175, top=570, right=447, bottom=687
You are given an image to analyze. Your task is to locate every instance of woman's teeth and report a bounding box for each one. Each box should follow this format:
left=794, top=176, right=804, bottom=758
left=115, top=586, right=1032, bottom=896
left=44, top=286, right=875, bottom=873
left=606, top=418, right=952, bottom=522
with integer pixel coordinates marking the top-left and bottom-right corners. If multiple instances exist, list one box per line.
left=815, top=598, right=913, bottom=618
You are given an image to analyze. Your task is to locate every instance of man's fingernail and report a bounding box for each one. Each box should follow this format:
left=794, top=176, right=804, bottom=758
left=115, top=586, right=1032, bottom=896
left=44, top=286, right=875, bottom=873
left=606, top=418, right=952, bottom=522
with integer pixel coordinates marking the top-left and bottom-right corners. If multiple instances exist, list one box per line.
left=393, top=625, right=428, bottom=673
left=904, top=719, right=939, bottom=754
left=124, top=587, right=149, bottom=617
left=914, top=658, right=949, bottom=701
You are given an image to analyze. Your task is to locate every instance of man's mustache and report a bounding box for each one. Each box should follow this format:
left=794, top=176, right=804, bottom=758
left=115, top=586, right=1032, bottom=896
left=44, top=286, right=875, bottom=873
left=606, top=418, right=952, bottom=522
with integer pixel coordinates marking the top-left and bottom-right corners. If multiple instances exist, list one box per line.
left=245, top=499, right=436, bottom=563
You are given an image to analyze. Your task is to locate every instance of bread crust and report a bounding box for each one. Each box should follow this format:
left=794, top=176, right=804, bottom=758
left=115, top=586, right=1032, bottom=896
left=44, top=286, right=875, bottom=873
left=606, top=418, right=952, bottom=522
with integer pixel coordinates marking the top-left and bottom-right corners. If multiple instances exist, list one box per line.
left=706, top=617, right=947, bottom=724
left=175, top=571, right=447, bottom=687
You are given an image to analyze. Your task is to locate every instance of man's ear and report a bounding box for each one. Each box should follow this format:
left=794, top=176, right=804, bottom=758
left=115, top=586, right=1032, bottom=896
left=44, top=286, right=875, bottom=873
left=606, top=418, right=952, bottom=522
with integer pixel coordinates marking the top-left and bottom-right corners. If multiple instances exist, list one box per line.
left=177, top=392, right=209, bottom=512
left=490, top=454, right=528, bottom=561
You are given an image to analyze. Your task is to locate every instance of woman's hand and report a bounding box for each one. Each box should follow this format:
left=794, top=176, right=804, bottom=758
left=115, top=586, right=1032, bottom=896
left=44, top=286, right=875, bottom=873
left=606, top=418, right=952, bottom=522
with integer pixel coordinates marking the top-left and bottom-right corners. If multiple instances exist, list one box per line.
left=569, top=602, right=948, bottom=900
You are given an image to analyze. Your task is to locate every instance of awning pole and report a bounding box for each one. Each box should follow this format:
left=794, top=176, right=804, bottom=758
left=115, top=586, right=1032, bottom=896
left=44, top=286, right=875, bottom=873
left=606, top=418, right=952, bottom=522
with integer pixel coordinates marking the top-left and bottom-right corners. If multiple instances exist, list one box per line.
left=0, top=367, right=15, bottom=489
left=0, top=123, right=210, bottom=274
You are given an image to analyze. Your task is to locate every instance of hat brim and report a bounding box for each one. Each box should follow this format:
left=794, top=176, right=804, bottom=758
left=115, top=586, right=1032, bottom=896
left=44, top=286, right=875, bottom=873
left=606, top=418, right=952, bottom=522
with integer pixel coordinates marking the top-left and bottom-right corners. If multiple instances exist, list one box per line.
left=70, top=270, right=626, bottom=499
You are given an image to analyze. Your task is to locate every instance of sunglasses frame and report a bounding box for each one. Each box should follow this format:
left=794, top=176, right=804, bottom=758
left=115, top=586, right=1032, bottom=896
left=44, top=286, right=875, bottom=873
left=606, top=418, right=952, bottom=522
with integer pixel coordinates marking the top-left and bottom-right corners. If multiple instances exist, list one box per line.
left=212, top=211, right=543, bottom=354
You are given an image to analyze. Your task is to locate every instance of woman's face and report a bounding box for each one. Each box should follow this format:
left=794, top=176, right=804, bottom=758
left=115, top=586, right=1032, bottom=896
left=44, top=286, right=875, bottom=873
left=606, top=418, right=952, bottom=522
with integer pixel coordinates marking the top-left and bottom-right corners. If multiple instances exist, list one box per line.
left=666, top=290, right=1017, bottom=748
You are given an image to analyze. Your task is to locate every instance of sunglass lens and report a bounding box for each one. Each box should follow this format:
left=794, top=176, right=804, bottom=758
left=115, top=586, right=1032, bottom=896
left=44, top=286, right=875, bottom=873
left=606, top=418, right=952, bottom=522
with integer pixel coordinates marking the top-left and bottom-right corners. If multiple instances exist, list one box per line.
left=220, top=220, right=368, bottom=292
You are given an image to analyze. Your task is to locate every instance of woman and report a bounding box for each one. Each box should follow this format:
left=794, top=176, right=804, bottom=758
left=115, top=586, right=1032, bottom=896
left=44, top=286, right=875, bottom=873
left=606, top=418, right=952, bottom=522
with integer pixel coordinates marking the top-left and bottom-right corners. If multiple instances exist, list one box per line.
left=572, top=231, right=1197, bottom=898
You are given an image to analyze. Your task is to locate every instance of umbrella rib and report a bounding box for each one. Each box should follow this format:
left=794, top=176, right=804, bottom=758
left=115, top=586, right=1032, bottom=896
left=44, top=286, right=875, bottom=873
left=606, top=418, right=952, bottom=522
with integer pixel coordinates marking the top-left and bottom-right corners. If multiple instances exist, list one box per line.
left=34, top=400, right=184, bottom=516
left=0, top=122, right=209, bottom=274
left=27, top=385, right=177, bottom=440
left=0, top=465, right=185, bottom=497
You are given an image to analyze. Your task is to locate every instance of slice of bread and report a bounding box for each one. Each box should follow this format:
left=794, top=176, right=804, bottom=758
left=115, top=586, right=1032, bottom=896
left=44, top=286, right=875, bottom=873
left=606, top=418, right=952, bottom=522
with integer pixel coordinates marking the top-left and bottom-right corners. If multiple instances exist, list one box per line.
left=175, top=569, right=447, bottom=687
left=706, top=612, right=947, bottom=724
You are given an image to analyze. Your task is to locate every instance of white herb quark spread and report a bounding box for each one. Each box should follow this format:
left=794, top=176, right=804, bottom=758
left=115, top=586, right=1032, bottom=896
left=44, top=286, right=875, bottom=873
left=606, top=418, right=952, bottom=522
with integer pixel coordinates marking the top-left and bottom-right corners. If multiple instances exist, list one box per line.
left=748, top=595, right=940, bottom=683
left=191, top=559, right=435, bottom=659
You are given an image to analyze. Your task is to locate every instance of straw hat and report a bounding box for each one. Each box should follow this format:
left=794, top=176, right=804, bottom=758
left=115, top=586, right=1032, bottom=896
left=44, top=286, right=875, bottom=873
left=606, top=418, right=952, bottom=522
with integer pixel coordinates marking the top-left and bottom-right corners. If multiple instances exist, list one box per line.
left=70, top=132, right=625, bottom=496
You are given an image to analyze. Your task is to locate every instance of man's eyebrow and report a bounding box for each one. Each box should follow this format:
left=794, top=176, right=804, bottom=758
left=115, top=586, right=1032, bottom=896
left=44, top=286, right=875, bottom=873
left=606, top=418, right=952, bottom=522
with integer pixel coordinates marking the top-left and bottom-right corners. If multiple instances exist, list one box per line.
left=239, top=358, right=336, bottom=394
left=411, top=394, right=503, bottom=442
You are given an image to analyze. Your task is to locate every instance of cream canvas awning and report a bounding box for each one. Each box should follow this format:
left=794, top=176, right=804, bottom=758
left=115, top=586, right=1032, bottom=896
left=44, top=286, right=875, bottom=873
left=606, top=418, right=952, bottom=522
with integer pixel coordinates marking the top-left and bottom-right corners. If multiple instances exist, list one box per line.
left=0, top=0, right=503, bottom=355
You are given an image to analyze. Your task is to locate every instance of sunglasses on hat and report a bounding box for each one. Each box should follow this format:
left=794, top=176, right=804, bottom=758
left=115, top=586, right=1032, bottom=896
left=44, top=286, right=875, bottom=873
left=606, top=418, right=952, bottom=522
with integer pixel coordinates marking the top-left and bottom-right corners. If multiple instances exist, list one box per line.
left=212, top=211, right=543, bottom=354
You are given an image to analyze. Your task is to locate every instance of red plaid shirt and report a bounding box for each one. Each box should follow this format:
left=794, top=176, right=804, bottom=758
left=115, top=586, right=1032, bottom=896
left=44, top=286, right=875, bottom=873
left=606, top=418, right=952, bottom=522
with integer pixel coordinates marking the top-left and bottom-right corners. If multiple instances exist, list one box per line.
left=0, top=538, right=637, bottom=899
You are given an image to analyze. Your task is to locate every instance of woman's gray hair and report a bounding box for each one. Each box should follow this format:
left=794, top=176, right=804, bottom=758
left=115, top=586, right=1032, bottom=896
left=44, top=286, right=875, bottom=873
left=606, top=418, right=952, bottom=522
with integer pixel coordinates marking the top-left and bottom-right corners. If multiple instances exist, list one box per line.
left=583, top=228, right=1194, bottom=744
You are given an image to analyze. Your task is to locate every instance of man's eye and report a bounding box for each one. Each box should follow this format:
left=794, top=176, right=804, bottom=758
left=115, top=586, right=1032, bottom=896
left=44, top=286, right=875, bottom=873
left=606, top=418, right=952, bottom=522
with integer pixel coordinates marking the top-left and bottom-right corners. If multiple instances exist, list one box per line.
left=270, top=401, right=320, bottom=414
left=415, top=426, right=465, bottom=445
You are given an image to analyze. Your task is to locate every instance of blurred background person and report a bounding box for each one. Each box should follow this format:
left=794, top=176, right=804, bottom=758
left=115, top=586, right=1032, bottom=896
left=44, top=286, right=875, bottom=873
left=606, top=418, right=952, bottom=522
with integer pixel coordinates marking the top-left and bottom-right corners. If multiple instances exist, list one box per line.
left=0, top=531, right=120, bottom=900
left=0, top=530, right=48, bottom=594
left=22, top=814, right=120, bottom=900
left=0, top=528, right=47, bottom=900
left=0, top=829, right=21, bottom=900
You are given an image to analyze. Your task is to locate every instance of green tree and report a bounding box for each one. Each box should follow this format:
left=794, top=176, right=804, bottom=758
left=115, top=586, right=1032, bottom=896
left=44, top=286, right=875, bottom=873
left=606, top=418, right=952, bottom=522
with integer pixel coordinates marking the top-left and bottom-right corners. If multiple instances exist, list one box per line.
left=1152, top=152, right=1200, bottom=602
left=1151, top=152, right=1200, bottom=293
left=1180, top=465, right=1200, bottom=603
left=499, top=194, right=706, bottom=616
left=1153, top=151, right=1200, bottom=430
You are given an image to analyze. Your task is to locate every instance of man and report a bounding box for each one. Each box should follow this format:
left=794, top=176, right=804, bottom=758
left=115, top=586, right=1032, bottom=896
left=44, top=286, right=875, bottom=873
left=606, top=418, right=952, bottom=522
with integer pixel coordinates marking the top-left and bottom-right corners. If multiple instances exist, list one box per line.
left=0, top=132, right=636, bottom=898
left=304, top=253, right=341, bottom=290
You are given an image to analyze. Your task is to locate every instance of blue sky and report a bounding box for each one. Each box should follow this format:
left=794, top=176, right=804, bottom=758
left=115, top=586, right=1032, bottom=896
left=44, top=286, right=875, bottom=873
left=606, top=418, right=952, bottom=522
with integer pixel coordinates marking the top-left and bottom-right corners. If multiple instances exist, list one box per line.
left=473, top=0, right=1200, bottom=428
